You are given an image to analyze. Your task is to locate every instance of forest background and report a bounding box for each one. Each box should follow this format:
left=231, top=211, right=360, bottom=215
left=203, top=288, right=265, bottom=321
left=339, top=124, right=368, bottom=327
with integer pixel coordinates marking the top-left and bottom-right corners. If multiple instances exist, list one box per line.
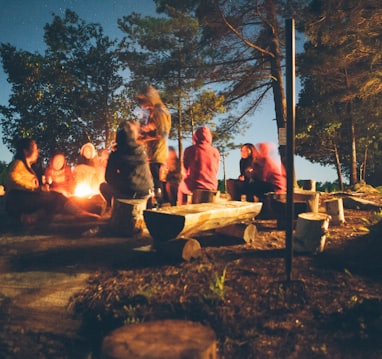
left=0, top=0, right=381, bottom=191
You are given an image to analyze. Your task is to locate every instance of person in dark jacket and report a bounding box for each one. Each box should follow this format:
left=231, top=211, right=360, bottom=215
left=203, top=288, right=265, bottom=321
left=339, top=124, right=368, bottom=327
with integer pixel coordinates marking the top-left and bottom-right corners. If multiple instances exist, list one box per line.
left=99, top=120, right=154, bottom=209
left=226, top=143, right=258, bottom=201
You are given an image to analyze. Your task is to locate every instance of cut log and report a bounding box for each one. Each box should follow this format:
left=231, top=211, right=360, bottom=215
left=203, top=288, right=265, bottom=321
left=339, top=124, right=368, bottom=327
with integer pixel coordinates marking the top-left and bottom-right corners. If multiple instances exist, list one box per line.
left=293, top=212, right=331, bottom=254
left=215, top=222, right=258, bottom=243
left=192, top=189, right=220, bottom=204
left=143, top=201, right=263, bottom=241
left=110, top=198, right=148, bottom=236
left=154, top=237, right=202, bottom=261
left=102, top=320, right=217, bottom=359
left=325, top=198, right=345, bottom=225
left=342, top=196, right=382, bottom=211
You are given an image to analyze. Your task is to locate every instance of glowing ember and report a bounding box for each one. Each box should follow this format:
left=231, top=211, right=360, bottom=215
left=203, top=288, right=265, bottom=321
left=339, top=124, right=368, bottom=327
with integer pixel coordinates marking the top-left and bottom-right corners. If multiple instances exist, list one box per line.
left=74, top=182, right=98, bottom=198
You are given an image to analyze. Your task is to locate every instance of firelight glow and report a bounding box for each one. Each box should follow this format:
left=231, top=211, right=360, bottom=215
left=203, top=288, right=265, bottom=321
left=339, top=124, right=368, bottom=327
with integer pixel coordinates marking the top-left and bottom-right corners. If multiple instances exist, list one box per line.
left=74, top=182, right=98, bottom=198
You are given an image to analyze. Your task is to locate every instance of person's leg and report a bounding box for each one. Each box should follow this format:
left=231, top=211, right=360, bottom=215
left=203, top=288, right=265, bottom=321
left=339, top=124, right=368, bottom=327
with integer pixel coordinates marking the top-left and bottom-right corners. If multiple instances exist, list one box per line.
left=226, top=179, right=242, bottom=201
left=252, top=180, right=274, bottom=201
left=99, top=182, right=114, bottom=208
left=5, top=190, right=42, bottom=218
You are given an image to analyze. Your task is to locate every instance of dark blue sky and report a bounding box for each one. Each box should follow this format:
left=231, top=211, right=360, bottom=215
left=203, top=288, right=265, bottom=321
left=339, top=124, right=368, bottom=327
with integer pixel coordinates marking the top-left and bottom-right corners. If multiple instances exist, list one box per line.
left=0, top=0, right=337, bottom=182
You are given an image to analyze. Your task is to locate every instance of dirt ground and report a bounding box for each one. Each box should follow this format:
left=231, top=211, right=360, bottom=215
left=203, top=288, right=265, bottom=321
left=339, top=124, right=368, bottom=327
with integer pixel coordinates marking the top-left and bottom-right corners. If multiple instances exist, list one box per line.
left=1, top=188, right=382, bottom=358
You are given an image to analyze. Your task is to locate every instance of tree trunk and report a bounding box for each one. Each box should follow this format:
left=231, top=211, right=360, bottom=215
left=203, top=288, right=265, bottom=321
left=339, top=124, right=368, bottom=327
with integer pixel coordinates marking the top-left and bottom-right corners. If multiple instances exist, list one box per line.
left=350, top=112, right=357, bottom=185
left=333, top=143, right=344, bottom=191
left=264, top=0, right=287, bottom=168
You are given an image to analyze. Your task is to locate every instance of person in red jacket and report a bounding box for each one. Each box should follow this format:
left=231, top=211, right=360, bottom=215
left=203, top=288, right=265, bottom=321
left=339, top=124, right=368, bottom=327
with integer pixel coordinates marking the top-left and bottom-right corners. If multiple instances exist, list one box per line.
left=177, top=126, right=220, bottom=205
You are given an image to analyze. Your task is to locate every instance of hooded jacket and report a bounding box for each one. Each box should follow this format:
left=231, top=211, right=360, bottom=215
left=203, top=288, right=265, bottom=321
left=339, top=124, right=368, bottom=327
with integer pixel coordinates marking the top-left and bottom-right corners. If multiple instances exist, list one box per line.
left=105, top=121, right=154, bottom=198
left=181, top=126, right=220, bottom=193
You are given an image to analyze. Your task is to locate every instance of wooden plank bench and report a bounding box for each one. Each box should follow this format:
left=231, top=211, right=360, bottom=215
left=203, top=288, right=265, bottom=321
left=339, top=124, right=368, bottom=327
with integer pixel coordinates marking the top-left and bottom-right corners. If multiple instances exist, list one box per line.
left=143, top=200, right=263, bottom=241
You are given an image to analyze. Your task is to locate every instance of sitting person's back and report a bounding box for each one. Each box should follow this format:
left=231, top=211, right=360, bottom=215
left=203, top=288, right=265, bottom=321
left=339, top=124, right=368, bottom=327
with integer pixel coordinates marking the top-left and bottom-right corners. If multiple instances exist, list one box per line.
left=177, top=126, right=220, bottom=205
left=253, top=142, right=286, bottom=194
left=99, top=120, right=154, bottom=209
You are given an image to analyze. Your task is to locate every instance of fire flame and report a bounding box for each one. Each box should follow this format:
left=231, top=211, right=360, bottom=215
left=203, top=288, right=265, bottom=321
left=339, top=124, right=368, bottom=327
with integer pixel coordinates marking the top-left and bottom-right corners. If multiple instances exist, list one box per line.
left=74, top=182, right=98, bottom=198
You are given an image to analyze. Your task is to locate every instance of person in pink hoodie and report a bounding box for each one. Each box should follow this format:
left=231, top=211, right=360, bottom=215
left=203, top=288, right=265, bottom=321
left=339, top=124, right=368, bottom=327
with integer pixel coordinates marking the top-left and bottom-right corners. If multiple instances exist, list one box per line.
left=177, top=126, right=220, bottom=205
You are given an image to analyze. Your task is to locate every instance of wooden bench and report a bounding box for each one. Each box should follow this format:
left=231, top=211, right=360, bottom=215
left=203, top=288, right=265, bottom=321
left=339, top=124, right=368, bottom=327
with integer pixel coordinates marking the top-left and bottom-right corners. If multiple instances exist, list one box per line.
left=143, top=200, right=263, bottom=241
left=264, top=190, right=320, bottom=229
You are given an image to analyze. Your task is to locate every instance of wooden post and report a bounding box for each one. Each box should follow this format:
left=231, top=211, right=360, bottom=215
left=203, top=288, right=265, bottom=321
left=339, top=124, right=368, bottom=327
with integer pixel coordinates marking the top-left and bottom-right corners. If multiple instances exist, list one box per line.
left=110, top=198, right=148, bottom=236
left=325, top=198, right=345, bottom=225
left=102, top=320, right=217, bottom=359
left=293, top=212, right=331, bottom=254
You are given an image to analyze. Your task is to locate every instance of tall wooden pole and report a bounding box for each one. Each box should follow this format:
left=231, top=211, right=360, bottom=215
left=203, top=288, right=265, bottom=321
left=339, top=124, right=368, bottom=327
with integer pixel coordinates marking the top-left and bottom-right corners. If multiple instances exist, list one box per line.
left=285, top=18, right=295, bottom=282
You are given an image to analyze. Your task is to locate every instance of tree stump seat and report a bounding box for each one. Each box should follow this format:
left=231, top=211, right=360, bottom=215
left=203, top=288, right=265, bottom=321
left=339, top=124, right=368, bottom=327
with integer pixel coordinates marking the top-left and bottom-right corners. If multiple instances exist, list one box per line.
left=110, top=198, right=148, bottom=236
left=101, top=320, right=217, bottom=359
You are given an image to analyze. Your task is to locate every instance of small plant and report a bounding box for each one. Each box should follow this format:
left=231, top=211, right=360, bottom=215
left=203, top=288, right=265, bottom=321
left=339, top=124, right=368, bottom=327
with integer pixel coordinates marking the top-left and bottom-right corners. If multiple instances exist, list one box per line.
left=203, top=267, right=227, bottom=303
left=123, top=304, right=143, bottom=325
left=134, top=284, right=156, bottom=303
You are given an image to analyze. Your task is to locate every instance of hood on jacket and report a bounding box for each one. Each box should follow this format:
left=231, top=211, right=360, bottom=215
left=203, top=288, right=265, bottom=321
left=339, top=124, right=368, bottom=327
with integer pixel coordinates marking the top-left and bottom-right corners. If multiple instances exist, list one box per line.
left=80, top=142, right=97, bottom=160
left=136, top=85, right=163, bottom=107
left=116, top=120, right=140, bottom=151
left=192, top=126, right=213, bottom=145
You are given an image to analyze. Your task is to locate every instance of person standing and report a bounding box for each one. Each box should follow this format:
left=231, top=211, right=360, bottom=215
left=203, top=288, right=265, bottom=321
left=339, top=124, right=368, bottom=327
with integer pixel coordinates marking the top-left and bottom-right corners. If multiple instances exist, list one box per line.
left=136, top=85, right=171, bottom=205
left=177, top=126, right=220, bottom=205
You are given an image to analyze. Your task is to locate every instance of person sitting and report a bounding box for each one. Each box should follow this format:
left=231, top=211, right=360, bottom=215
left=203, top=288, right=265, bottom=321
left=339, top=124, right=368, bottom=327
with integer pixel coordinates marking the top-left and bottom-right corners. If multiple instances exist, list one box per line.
left=226, top=143, right=258, bottom=201
left=78, top=142, right=98, bottom=167
left=226, top=142, right=286, bottom=202
left=44, top=153, right=75, bottom=197
left=73, top=142, right=102, bottom=196
left=163, top=146, right=181, bottom=206
left=4, top=138, right=100, bottom=225
left=177, top=126, right=220, bottom=205
left=99, top=120, right=154, bottom=210
left=253, top=142, right=286, bottom=197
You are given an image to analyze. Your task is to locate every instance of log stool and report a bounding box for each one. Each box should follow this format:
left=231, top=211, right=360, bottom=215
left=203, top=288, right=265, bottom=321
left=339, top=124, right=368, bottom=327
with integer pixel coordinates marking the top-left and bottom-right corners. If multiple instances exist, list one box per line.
left=325, top=198, right=345, bottom=225
left=101, top=320, right=217, bottom=359
left=293, top=212, right=331, bottom=254
left=110, top=198, right=148, bottom=236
